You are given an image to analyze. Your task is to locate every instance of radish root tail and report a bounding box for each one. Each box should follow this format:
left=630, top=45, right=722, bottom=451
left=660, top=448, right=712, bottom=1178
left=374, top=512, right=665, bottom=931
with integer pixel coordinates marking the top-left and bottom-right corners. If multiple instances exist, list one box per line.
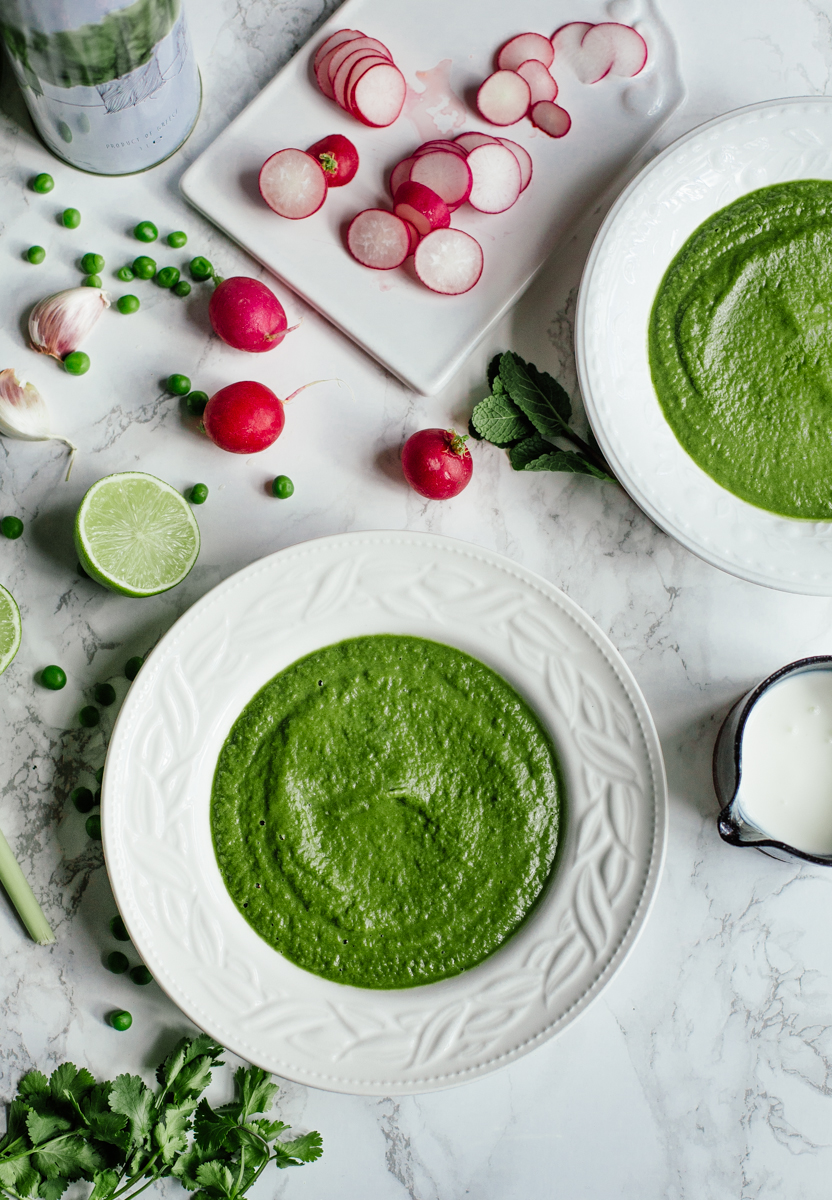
left=283, top=378, right=354, bottom=404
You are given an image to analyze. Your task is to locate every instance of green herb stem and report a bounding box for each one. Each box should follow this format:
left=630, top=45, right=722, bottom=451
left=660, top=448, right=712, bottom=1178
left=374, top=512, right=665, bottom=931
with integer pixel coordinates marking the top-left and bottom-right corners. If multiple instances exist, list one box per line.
left=0, top=824, right=55, bottom=944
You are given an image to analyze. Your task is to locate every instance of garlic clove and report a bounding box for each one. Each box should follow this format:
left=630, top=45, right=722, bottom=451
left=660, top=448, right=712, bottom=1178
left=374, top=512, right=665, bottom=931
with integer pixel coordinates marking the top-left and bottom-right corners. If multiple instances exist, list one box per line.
left=0, top=369, right=77, bottom=480
left=28, top=287, right=110, bottom=361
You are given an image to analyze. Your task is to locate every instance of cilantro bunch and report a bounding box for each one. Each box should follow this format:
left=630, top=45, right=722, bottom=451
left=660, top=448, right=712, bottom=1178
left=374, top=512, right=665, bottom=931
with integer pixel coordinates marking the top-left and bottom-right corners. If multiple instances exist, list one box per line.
left=0, top=1036, right=321, bottom=1200
left=470, top=352, right=616, bottom=481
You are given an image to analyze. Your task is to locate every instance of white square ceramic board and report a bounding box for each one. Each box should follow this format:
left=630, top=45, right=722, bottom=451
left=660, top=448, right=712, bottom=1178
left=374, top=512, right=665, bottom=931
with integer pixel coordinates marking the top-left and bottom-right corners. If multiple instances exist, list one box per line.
left=181, top=0, right=683, bottom=394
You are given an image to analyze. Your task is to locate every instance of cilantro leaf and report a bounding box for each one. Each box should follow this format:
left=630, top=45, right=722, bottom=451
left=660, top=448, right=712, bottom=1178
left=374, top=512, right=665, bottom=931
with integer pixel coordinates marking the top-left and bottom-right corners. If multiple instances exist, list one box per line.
left=0, top=1160, right=37, bottom=1190
left=18, top=1072, right=49, bottom=1099
left=37, top=1176, right=67, bottom=1200
left=14, top=1164, right=41, bottom=1197
left=232, top=1068, right=277, bottom=1121
left=194, top=1161, right=235, bottom=1198
left=26, top=1111, right=72, bottom=1145
left=152, top=1100, right=196, bottom=1164
left=49, top=1065, right=95, bottom=1106
left=108, top=1076, right=154, bottom=1148
left=81, top=1087, right=128, bottom=1148
left=248, top=1119, right=289, bottom=1143
left=157, top=1037, right=223, bottom=1096
left=88, top=1169, right=121, bottom=1200
left=171, top=1144, right=210, bottom=1192
left=0, top=1098, right=31, bottom=1153
left=192, top=1103, right=236, bottom=1158
left=32, top=1136, right=102, bottom=1180
left=272, top=1131, right=323, bottom=1167
left=499, top=352, right=572, bottom=439
left=471, top=392, right=534, bottom=447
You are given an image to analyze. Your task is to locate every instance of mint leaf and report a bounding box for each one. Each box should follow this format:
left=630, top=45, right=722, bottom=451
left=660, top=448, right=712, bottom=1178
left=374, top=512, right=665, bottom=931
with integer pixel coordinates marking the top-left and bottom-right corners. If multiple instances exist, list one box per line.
left=272, top=1131, right=323, bottom=1167
left=471, top=393, right=533, bottom=447
left=486, top=352, right=502, bottom=390
left=499, top=353, right=572, bottom=440
left=26, top=1111, right=72, bottom=1145
left=509, top=434, right=550, bottom=470
left=521, top=449, right=615, bottom=480
left=108, top=1076, right=154, bottom=1147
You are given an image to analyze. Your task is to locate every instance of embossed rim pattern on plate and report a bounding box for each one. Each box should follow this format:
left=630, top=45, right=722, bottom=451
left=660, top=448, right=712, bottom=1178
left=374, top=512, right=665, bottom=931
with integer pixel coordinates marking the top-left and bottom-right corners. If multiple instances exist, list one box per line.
left=576, top=97, right=832, bottom=595
left=103, top=532, right=667, bottom=1094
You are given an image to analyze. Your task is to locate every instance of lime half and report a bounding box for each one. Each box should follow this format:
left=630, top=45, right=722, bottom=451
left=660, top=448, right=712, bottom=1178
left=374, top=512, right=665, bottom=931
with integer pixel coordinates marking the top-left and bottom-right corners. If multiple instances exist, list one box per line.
left=74, top=472, right=200, bottom=597
left=0, top=584, right=21, bottom=675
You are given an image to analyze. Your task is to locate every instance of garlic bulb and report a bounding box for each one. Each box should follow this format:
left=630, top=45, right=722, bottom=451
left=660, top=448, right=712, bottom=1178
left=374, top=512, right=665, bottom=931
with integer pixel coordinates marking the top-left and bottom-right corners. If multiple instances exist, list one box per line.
left=28, top=287, right=110, bottom=360
left=0, top=369, right=77, bottom=479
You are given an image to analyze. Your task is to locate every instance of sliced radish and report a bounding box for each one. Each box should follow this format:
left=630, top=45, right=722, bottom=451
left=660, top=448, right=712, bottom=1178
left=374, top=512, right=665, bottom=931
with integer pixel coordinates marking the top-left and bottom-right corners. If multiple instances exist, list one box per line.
left=413, top=140, right=468, bottom=158
left=497, top=137, right=532, bottom=191
left=551, top=21, right=593, bottom=73
left=332, top=48, right=389, bottom=107
left=409, top=151, right=472, bottom=208
left=529, top=101, right=571, bottom=138
left=389, top=156, right=416, bottom=197
left=476, top=70, right=531, bottom=126
left=402, top=219, right=420, bottom=256
left=319, top=42, right=377, bottom=99
left=414, top=229, right=483, bottom=295
left=578, top=23, right=647, bottom=81
left=466, top=142, right=521, bottom=213
left=351, top=63, right=406, bottom=127
left=516, top=59, right=558, bottom=104
left=314, top=29, right=363, bottom=72
left=259, top=149, right=328, bottom=219
left=453, top=131, right=500, bottom=152
left=393, top=180, right=450, bottom=236
left=497, top=32, right=555, bottom=71
left=326, top=36, right=391, bottom=85
left=347, top=209, right=411, bottom=269
left=339, top=53, right=392, bottom=110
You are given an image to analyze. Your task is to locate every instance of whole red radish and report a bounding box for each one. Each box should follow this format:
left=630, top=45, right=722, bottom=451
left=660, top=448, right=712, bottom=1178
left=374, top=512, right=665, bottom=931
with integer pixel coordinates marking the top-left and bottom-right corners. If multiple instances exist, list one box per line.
left=307, top=134, right=359, bottom=186
left=209, top=277, right=291, bottom=353
left=203, top=381, right=285, bottom=453
left=401, top=428, right=472, bottom=499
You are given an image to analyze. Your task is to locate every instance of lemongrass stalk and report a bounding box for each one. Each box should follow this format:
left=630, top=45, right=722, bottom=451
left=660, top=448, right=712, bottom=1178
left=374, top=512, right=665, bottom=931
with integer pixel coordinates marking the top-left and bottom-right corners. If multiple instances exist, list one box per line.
left=0, top=823, right=55, bottom=945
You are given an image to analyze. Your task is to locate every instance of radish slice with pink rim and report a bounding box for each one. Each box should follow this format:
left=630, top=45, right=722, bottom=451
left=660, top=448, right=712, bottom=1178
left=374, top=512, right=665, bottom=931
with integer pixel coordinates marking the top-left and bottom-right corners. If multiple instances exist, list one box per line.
left=352, top=63, right=406, bottom=126
left=402, top=219, right=420, bottom=256
left=340, top=53, right=391, bottom=109
left=409, top=151, right=472, bottom=208
left=414, top=229, right=483, bottom=295
left=516, top=59, right=558, bottom=104
left=332, top=49, right=389, bottom=108
left=326, top=36, right=390, bottom=84
left=314, top=29, right=362, bottom=72
left=550, top=22, right=593, bottom=72
left=259, top=149, right=328, bottom=219
left=577, top=23, right=647, bottom=81
left=453, top=131, right=500, bottom=152
left=496, top=137, right=533, bottom=191
left=393, top=180, right=450, bottom=236
left=389, top=157, right=416, bottom=197
left=529, top=101, right=571, bottom=138
left=466, top=142, right=522, bottom=213
left=413, top=140, right=468, bottom=158
left=347, top=210, right=411, bottom=269
left=476, top=70, right=531, bottom=126
left=496, top=31, right=555, bottom=71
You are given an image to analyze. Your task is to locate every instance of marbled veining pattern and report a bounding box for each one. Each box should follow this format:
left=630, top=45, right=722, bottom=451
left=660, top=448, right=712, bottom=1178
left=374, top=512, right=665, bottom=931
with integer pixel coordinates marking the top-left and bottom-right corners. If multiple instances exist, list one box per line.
left=2, top=0, right=832, bottom=1196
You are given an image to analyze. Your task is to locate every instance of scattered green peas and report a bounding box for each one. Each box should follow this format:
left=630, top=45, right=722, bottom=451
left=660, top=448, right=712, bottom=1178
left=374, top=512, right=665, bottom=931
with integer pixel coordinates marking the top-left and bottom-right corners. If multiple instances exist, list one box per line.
left=173, top=280, right=191, bottom=298
left=111, top=914, right=130, bottom=941
left=116, top=266, right=135, bottom=282
left=189, top=255, right=213, bottom=280
left=124, top=656, right=143, bottom=681
left=95, top=766, right=104, bottom=784
left=185, top=390, right=208, bottom=416
left=79, top=705, right=100, bottom=727
left=117, top=294, right=140, bottom=315
left=156, top=265, right=180, bottom=289
left=81, top=252, right=105, bottom=274
left=167, top=231, right=188, bottom=248
left=32, top=173, right=54, bottom=194
left=272, top=475, right=294, bottom=499
left=167, top=373, right=191, bottom=395
left=1, top=516, right=24, bottom=539
left=188, top=483, right=208, bottom=505
left=71, top=787, right=94, bottom=813
left=41, top=665, right=67, bottom=690
left=94, top=683, right=116, bottom=706
left=109, top=1010, right=132, bottom=1031
left=61, top=208, right=81, bottom=228
left=130, top=966, right=153, bottom=986
left=132, top=255, right=156, bottom=279
left=85, top=813, right=102, bottom=839
left=27, top=245, right=45, bottom=264
left=107, top=951, right=129, bottom=974
left=134, top=221, right=158, bottom=242
left=83, top=274, right=102, bottom=288
left=63, top=351, right=90, bottom=375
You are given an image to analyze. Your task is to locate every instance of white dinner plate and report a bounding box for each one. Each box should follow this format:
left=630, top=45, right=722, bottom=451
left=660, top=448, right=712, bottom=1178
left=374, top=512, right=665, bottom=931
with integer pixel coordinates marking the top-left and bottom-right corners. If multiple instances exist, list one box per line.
left=180, top=0, right=683, bottom=394
left=576, top=97, right=832, bottom=595
left=103, top=532, right=666, bottom=1095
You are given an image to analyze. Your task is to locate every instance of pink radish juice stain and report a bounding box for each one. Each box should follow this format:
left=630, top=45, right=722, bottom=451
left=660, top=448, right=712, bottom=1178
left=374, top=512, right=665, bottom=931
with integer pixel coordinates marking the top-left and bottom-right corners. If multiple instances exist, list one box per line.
left=404, top=60, right=467, bottom=140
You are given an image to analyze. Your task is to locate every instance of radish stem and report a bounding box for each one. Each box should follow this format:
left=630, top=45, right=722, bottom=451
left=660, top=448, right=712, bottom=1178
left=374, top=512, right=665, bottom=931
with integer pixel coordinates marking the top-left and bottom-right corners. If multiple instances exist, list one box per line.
left=0, top=823, right=55, bottom=945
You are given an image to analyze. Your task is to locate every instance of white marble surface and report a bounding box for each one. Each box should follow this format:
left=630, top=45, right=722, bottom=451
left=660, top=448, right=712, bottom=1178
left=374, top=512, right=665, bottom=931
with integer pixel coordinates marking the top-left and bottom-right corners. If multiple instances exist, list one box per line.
left=2, top=1, right=832, bottom=1196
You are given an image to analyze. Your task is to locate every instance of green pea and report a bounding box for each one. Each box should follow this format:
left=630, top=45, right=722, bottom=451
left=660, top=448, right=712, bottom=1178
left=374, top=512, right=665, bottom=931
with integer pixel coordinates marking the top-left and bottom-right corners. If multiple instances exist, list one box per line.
left=130, top=966, right=153, bottom=986
left=134, top=221, right=158, bottom=242
left=108, top=1010, right=132, bottom=1031
left=85, top=813, right=102, bottom=839
left=117, top=294, right=140, bottom=314
left=63, top=351, right=90, bottom=375
left=124, top=656, right=143, bottom=681
left=94, top=683, right=116, bottom=706
left=188, top=483, right=208, bottom=505
left=156, top=266, right=180, bottom=289
left=132, top=255, right=156, bottom=279
left=79, top=705, right=100, bottom=727
left=167, top=373, right=191, bottom=395
left=71, top=787, right=94, bottom=813
left=107, top=950, right=129, bottom=974
left=173, top=280, right=192, bottom=298
left=167, top=231, right=188, bottom=248
left=272, top=475, right=294, bottom=499
left=189, top=255, right=213, bottom=280
left=82, top=274, right=102, bottom=288
left=27, top=245, right=45, bottom=264
left=81, top=252, right=105, bottom=274
left=116, top=266, right=134, bottom=282
left=61, top=208, right=81, bottom=228
left=32, top=173, right=54, bottom=194
left=41, top=665, right=67, bottom=690
left=1, top=516, right=24, bottom=539
left=185, top=390, right=208, bottom=416
left=95, top=766, right=104, bottom=784
left=111, top=914, right=130, bottom=941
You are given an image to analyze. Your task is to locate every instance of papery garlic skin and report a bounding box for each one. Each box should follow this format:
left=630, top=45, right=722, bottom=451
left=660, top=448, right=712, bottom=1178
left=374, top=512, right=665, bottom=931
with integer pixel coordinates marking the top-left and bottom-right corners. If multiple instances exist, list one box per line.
left=28, top=287, right=110, bottom=360
left=0, top=368, right=77, bottom=479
